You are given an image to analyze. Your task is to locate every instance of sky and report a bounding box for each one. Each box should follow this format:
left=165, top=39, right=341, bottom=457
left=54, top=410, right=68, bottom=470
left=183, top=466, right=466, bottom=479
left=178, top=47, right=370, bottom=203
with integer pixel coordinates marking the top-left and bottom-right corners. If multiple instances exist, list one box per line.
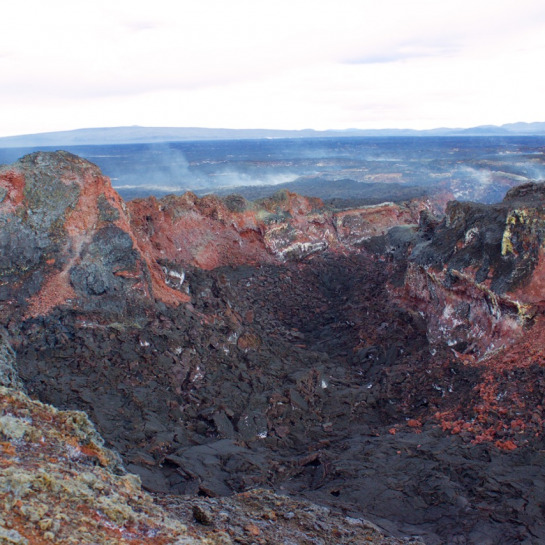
left=1, top=0, right=545, bottom=136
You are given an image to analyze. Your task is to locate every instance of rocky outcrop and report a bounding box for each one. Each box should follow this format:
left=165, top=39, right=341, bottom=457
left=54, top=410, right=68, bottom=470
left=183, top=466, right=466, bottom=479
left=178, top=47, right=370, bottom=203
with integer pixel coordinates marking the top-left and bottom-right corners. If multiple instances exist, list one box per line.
left=395, top=182, right=545, bottom=359
left=368, top=181, right=545, bottom=450
left=0, top=152, right=189, bottom=321
left=127, top=188, right=431, bottom=269
left=0, top=387, right=202, bottom=545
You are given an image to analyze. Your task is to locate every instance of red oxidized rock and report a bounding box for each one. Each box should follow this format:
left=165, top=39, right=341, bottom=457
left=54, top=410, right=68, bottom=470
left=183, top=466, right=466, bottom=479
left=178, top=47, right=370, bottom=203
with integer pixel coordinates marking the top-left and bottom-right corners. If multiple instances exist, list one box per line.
left=397, top=184, right=545, bottom=358
left=0, top=152, right=189, bottom=320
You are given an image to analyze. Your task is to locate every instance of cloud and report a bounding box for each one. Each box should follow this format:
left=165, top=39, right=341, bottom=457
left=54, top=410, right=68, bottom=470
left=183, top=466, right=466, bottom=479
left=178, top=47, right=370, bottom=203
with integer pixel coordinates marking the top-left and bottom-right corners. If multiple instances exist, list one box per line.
left=344, top=44, right=459, bottom=65
left=123, top=21, right=162, bottom=32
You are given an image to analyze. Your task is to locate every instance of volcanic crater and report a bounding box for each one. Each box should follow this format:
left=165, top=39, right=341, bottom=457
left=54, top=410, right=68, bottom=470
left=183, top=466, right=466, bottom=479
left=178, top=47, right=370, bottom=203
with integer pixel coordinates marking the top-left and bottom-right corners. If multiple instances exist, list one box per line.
left=2, top=151, right=545, bottom=544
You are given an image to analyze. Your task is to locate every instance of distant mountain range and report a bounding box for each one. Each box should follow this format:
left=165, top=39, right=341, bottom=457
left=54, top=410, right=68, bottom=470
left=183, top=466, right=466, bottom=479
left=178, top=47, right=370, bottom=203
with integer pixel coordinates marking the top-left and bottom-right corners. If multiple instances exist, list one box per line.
left=1, top=122, right=545, bottom=147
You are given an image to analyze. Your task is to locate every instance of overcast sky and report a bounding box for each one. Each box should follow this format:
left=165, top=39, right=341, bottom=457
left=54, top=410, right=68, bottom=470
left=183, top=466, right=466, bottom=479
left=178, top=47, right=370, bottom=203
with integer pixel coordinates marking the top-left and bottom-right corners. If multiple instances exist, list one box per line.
left=1, top=0, right=545, bottom=136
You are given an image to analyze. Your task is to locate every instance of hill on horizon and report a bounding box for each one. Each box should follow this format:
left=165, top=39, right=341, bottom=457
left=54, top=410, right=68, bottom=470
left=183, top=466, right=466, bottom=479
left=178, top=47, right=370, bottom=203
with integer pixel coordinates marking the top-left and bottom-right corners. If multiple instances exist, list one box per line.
left=1, top=122, right=545, bottom=147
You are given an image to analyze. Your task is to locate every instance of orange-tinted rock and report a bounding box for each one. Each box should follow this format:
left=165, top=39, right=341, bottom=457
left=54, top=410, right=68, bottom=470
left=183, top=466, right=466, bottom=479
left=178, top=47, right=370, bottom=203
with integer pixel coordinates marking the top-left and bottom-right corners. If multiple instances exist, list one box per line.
left=0, top=152, right=189, bottom=321
left=128, top=194, right=273, bottom=270
left=396, top=184, right=545, bottom=359
left=395, top=182, right=545, bottom=444
left=0, top=170, right=26, bottom=212
left=495, top=440, right=518, bottom=451
left=237, top=332, right=262, bottom=350
left=128, top=189, right=431, bottom=270
left=407, top=418, right=422, bottom=428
